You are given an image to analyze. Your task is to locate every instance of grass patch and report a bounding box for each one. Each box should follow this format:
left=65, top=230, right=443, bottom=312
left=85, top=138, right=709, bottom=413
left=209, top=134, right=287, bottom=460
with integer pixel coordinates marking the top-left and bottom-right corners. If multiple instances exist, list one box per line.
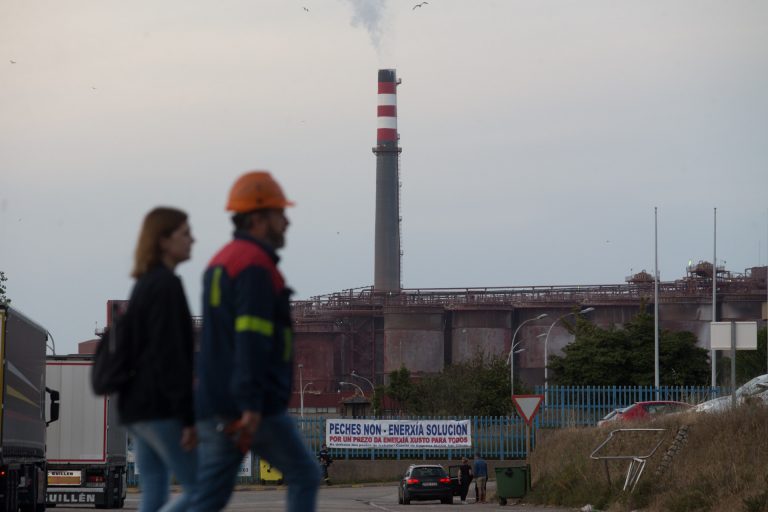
left=526, top=403, right=768, bottom=511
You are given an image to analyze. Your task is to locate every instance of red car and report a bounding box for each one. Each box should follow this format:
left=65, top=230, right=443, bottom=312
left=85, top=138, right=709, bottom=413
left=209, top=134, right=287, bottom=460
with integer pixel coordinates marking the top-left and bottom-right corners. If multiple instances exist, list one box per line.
left=598, top=400, right=691, bottom=426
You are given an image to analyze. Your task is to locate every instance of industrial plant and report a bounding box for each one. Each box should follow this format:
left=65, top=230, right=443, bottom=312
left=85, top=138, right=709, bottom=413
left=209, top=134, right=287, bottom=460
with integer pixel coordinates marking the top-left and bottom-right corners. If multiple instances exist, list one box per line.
left=86, top=70, right=767, bottom=418
left=288, top=69, right=768, bottom=417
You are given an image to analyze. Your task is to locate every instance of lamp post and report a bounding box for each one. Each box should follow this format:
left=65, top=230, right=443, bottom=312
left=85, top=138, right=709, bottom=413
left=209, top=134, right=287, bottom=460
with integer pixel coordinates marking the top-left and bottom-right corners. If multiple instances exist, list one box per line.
left=351, top=370, right=376, bottom=416
left=300, top=382, right=314, bottom=418
left=350, top=370, right=375, bottom=394
left=298, top=363, right=303, bottom=416
left=541, top=307, right=595, bottom=403
left=509, top=313, right=548, bottom=397
left=299, top=363, right=304, bottom=418
left=339, top=381, right=365, bottom=397
left=510, top=346, right=526, bottom=397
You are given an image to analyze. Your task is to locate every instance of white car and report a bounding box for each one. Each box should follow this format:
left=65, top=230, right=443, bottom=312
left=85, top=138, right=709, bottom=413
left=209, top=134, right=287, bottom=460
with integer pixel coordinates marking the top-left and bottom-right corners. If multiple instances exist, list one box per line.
left=694, top=374, right=768, bottom=413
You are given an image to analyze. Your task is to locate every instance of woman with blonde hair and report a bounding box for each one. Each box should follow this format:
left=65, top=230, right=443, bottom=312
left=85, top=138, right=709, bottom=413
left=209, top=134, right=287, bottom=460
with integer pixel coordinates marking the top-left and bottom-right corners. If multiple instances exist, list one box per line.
left=118, top=207, right=197, bottom=512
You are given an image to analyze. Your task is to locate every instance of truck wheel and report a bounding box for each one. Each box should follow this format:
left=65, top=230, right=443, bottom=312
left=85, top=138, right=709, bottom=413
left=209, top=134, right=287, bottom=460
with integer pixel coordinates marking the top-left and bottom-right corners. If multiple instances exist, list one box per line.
left=19, top=466, right=46, bottom=512
left=3, top=471, right=19, bottom=512
left=20, top=500, right=45, bottom=512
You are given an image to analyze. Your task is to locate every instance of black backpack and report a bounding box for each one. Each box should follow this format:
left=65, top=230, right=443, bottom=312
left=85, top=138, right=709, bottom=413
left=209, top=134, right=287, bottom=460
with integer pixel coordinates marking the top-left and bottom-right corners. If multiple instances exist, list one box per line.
left=91, top=306, right=135, bottom=395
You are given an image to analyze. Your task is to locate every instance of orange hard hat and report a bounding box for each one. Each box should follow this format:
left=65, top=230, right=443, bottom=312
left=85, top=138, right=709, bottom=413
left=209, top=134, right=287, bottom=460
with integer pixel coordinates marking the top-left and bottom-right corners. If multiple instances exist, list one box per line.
left=226, top=171, right=295, bottom=212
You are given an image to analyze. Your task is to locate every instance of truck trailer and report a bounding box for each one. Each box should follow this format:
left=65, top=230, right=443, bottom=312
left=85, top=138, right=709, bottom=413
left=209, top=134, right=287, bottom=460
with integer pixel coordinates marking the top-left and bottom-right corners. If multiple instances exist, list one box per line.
left=45, top=356, right=126, bottom=509
left=0, top=305, right=58, bottom=512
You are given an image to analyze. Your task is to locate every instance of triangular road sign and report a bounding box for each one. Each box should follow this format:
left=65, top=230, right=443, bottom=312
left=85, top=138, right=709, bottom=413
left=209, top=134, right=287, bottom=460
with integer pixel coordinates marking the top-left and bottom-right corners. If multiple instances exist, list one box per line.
left=512, top=394, right=544, bottom=425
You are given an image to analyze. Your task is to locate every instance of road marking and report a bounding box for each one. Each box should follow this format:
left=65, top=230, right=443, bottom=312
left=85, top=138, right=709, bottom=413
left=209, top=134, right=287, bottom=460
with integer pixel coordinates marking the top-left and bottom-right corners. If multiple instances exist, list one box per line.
left=368, top=501, right=395, bottom=511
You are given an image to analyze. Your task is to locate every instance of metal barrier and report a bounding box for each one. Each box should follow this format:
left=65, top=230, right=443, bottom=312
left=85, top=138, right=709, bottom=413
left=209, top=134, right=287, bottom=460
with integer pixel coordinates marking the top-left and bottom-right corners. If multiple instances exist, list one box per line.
left=535, top=385, right=720, bottom=427
left=590, top=428, right=667, bottom=492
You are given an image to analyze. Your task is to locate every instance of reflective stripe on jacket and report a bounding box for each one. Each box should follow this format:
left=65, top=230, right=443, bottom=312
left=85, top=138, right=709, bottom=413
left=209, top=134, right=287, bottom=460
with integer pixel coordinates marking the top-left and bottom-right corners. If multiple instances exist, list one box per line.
left=196, top=232, right=294, bottom=420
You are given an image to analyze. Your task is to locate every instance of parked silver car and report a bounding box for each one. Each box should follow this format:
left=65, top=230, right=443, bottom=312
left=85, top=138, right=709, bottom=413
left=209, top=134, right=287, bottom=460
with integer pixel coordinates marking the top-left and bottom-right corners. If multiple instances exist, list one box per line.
left=694, top=374, right=768, bottom=413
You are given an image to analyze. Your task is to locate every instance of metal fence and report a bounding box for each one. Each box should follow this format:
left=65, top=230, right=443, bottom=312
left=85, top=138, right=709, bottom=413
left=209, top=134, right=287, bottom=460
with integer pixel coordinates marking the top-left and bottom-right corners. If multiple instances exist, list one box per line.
left=298, top=415, right=535, bottom=462
left=534, top=385, right=721, bottom=428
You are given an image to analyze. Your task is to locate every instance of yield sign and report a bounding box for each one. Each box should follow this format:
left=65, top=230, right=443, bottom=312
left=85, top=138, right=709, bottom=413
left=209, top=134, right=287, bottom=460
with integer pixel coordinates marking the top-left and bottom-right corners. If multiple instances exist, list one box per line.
left=512, top=395, right=544, bottom=425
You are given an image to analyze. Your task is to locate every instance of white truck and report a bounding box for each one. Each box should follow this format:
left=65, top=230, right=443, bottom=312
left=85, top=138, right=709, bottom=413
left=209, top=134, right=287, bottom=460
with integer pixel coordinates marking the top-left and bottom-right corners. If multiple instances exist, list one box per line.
left=45, top=356, right=127, bottom=508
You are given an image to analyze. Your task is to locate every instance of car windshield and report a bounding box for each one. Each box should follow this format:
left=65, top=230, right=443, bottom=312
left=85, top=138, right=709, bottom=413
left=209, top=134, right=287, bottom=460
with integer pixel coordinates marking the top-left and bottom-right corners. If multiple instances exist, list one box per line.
left=602, top=409, right=621, bottom=420
left=412, top=467, right=445, bottom=478
left=604, top=405, right=630, bottom=418
left=645, top=403, right=684, bottom=414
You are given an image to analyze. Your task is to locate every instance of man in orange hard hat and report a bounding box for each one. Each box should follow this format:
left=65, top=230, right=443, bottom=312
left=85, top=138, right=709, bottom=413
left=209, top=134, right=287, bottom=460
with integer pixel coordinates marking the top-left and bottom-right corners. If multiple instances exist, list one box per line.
left=192, top=171, right=320, bottom=511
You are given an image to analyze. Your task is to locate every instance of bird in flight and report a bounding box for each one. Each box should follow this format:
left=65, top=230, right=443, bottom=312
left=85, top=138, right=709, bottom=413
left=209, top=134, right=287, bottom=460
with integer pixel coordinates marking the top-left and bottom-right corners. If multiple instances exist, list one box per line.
left=303, top=6, right=309, bottom=12
left=10, top=60, right=16, bottom=64
left=412, top=2, right=428, bottom=10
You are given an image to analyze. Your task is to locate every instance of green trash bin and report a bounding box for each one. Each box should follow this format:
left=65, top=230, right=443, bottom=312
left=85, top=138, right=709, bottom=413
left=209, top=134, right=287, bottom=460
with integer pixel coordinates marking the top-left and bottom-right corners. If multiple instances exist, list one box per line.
left=494, top=465, right=531, bottom=505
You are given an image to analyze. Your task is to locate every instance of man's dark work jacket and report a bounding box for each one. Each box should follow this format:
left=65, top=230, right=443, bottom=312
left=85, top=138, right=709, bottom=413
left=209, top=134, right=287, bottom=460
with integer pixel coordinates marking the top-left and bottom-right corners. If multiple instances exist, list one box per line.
left=197, top=232, right=294, bottom=420
left=118, top=264, right=195, bottom=427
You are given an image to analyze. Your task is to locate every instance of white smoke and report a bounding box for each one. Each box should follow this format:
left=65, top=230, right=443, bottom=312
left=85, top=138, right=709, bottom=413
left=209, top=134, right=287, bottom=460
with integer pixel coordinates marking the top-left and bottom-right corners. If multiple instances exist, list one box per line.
left=344, top=0, right=387, bottom=49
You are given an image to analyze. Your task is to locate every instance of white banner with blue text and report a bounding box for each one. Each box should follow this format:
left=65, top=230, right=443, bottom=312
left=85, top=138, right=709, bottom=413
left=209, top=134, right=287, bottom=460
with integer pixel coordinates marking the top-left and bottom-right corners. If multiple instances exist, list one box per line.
left=325, top=419, right=472, bottom=449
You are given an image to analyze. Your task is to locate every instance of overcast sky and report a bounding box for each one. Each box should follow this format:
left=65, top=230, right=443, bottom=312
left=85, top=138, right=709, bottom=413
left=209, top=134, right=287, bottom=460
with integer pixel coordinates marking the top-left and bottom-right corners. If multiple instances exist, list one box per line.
left=2, top=0, right=767, bottom=355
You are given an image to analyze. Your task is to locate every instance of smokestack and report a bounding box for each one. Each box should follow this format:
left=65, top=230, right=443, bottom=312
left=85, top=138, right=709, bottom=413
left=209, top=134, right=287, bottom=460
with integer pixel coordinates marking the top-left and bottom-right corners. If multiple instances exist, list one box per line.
left=373, top=69, right=402, bottom=293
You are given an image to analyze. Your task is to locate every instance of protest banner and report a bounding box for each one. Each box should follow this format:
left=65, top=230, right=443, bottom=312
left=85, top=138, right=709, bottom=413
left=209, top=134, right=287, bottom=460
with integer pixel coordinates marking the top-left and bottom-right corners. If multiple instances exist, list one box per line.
left=325, top=419, right=472, bottom=449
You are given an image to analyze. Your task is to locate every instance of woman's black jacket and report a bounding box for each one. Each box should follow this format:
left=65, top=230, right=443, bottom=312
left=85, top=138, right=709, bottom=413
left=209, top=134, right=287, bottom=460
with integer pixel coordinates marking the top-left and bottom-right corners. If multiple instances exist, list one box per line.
left=117, top=264, right=195, bottom=427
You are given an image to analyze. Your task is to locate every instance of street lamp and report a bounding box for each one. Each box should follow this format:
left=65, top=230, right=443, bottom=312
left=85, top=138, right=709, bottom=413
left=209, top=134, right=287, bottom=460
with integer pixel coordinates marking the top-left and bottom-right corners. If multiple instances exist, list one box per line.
left=300, top=381, right=315, bottom=418
left=338, top=381, right=365, bottom=397
left=508, top=313, right=548, bottom=397
left=541, top=307, right=595, bottom=403
left=351, top=370, right=377, bottom=415
left=298, top=363, right=304, bottom=414
left=510, top=347, right=526, bottom=397
left=350, top=370, right=375, bottom=394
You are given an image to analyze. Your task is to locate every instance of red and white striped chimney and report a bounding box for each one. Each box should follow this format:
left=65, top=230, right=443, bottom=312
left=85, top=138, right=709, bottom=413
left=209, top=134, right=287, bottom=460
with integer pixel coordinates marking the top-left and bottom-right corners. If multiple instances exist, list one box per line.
left=373, top=69, right=402, bottom=293
left=377, top=70, right=398, bottom=144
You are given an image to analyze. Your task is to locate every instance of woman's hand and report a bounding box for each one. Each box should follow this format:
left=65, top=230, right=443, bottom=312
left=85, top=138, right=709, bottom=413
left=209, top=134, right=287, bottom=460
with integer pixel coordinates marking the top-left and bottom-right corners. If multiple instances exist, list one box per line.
left=181, top=426, right=197, bottom=451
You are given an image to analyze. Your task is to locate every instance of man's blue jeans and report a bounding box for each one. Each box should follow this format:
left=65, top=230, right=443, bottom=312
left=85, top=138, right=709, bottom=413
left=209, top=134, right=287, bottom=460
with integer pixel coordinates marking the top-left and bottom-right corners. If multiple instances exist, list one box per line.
left=191, top=412, right=321, bottom=512
left=126, top=419, right=197, bottom=512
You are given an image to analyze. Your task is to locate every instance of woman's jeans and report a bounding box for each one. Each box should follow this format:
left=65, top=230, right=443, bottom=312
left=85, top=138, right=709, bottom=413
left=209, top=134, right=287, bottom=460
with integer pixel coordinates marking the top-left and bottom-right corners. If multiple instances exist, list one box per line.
left=127, top=418, right=197, bottom=512
left=191, top=412, right=321, bottom=512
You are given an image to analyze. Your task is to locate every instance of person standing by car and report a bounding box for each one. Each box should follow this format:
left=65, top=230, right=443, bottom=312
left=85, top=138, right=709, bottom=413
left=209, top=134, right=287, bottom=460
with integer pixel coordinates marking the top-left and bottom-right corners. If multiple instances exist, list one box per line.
left=192, top=171, right=320, bottom=512
left=119, top=207, right=197, bottom=512
left=457, top=457, right=473, bottom=504
left=472, top=453, right=488, bottom=503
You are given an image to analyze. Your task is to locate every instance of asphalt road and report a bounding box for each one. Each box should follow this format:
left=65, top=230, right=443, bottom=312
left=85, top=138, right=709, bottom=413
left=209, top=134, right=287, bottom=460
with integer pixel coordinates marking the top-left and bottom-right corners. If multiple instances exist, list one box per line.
left=49, top=483, right=578, bottom=511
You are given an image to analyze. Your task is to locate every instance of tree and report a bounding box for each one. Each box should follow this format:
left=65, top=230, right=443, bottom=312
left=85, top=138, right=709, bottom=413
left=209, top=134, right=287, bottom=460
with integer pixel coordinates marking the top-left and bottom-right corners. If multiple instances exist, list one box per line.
left=736, top=327, right=767, bottom=380
left=0, top=271, right=10, bottom=305
left=719, top=327, right=767, bottom=386
left=384, top=354, right=516, bottom=416
left=548, top=309, right=710, bottom=386
left=386, top=365, right=418, bottom=412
